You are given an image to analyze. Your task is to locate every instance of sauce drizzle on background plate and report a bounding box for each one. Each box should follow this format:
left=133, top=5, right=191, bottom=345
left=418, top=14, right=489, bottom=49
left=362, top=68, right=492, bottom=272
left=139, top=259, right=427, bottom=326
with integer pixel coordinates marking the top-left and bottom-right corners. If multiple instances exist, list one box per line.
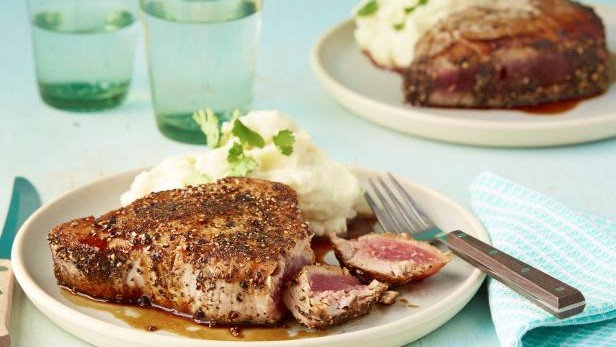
left=516, top=55, right=616, bottom=116
left=515, top=99, right=580, bottom=115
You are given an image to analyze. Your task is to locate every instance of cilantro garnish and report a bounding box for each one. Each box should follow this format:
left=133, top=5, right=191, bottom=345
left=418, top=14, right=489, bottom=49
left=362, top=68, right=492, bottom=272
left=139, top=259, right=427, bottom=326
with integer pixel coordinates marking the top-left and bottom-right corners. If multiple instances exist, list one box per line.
left=404, top=0, right=428, bottom=14
left=229, top=157, right=258, bottom=176
left=393, top=22, right=405, bottom=31
left=227, top=142, right=259, bottom=176
left=229, top=109, right=242, bottom=124
left=194, top=110, right=297, bottom=176
left=273, top=129, right=295, bottom=156
left=231, top=119, right=265, bottom=148
left=227, top=141, right=244, bottom=160
left=357, top=0, right=378, bottom=16
left=192, top=109, right=220, bottom=148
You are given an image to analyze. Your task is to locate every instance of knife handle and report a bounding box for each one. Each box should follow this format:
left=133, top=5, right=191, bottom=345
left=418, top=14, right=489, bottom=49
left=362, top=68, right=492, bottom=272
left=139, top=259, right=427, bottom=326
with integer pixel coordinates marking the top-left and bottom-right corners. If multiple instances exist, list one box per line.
left=442, top=230, right=585, bottom=319
left=0, top=259, right=13, bottom=347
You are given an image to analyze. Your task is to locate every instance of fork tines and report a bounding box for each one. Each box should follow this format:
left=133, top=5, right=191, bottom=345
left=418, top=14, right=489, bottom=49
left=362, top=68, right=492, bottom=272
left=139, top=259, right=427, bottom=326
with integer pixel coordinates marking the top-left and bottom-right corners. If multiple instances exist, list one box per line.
left=364, top=173, right=435, bottom=236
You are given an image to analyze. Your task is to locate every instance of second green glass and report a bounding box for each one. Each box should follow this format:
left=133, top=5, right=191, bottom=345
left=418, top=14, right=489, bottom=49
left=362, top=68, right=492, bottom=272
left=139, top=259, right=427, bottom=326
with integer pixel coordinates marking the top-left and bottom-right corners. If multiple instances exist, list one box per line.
left=140, top=0, right=262, bottom=144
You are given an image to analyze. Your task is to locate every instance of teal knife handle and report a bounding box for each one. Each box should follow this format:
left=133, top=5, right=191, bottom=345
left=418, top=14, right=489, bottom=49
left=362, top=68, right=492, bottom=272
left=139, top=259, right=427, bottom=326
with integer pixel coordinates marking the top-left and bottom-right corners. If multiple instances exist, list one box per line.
left=0, top=177, right=41, bottom=259
left=0, top=196, right=19, bottom=258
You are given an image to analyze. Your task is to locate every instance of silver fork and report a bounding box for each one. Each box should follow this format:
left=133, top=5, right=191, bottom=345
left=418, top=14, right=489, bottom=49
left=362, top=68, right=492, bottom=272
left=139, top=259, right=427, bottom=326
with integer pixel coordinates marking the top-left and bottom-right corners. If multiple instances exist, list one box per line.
left=365, top=173, right=586, bottom=319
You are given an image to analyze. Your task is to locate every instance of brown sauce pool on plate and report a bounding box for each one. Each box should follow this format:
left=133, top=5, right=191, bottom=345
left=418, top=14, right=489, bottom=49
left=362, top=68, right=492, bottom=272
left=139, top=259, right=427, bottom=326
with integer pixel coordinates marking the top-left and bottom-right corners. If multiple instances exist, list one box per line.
left=61, top=289, right=328, bottom=341
left=60, top=216, right=378, bottom=340
left=346, top=215, right=378, bottom=239
left=311, top=238, right=333, bottom=264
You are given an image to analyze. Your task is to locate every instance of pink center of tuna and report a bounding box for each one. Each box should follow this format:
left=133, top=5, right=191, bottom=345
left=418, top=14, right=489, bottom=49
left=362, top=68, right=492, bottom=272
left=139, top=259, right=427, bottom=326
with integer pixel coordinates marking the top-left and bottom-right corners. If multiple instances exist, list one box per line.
left=271, top=254, right=313, bottom=313
left=308, top=272, right=362, bottom=293
left=359, top=238, right=435, bottom=262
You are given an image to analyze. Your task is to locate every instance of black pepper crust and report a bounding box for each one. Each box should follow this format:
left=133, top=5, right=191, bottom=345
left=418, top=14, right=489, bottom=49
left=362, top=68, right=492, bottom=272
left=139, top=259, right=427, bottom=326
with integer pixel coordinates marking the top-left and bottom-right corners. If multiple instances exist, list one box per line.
left=48, top=177, right=313, bottom=322
left=401, top=0, right=610, bottom=108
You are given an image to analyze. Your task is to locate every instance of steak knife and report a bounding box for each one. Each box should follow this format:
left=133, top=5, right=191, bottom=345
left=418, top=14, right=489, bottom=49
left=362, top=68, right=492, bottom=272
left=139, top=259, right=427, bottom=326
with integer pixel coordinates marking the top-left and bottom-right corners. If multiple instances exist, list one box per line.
left=0, top=178, right=41, bottom=347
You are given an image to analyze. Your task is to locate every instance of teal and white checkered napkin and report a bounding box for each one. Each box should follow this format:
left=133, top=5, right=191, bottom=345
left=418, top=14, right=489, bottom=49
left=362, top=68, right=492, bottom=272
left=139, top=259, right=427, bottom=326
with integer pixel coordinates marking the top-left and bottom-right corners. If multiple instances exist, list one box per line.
left=469, top=172, right=616, bottom=347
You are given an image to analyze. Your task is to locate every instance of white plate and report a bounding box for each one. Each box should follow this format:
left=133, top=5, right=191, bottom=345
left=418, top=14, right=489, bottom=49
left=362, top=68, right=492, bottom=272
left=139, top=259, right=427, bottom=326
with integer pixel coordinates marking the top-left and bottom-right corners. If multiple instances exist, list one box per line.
left=12, top=167, right=488, bottom=347
left=311, top=8, right=616, bottom=147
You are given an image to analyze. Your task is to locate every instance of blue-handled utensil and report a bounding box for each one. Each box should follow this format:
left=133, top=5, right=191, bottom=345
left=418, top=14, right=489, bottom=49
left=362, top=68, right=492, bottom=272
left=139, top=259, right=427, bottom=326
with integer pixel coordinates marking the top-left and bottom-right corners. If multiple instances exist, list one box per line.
left=0, top=177, right=41, bottom=347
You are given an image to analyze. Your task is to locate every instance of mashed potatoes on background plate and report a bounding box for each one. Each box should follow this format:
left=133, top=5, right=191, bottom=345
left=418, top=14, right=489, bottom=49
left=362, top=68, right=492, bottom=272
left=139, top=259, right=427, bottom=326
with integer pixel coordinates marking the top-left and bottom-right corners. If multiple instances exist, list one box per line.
left=353, top=0, right=493, bottom=69
left=121, top=110, right=364, bottom=236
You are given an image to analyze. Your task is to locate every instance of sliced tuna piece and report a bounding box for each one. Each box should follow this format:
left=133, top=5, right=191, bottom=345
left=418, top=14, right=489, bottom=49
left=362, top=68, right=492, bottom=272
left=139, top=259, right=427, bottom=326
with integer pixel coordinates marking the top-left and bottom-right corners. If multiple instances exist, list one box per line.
left=330, top=233, right=452, bottom=285
left=283, top=264, right=388, bottom=329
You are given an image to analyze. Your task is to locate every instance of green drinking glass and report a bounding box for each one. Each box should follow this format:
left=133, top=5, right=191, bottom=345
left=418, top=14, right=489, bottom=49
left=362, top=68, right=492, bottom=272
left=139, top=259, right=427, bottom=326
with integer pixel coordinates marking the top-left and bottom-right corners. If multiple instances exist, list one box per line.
left=140, top=0, right=262, bottom=144
left=28, top=0, right=138, bottom=112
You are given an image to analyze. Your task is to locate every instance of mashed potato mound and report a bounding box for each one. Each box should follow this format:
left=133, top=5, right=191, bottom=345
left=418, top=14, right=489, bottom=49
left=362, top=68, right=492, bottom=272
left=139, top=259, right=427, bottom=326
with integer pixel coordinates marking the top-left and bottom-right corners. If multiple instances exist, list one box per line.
left=354, top=0, right=492, bottom=69
left=121, top=110, right=363, bottom=236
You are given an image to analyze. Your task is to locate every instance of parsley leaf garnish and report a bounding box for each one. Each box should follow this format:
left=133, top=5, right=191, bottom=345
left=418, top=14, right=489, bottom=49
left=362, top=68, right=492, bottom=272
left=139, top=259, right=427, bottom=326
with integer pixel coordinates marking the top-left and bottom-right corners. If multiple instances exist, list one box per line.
left=357, top=0, right=378, bottom=16
left=393, top=22, right=405, bottom=31
left=192, top=109, right=220, bottom=148
left=227, top=142, right=259, bottom=176
left=404, top=0, right=428, bottom=14
left=273, top=129, right=295, bottom=156
left=231, top=119, right=265, bottom=148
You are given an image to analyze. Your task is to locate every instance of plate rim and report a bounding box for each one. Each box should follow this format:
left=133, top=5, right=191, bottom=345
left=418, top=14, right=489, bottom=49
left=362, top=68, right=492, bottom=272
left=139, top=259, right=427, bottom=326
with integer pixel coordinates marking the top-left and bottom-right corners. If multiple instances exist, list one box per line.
left=12, top=167, right=488, bottom=347
left=311, top=10, right=616, bottom=147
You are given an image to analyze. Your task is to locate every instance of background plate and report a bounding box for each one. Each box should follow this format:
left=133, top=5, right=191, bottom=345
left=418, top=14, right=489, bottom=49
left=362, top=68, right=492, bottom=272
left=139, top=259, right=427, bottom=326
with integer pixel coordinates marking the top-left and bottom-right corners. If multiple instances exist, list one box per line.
left=312, top=7, right=616, bottom=147
left=12, top=167, right=488, bottom=347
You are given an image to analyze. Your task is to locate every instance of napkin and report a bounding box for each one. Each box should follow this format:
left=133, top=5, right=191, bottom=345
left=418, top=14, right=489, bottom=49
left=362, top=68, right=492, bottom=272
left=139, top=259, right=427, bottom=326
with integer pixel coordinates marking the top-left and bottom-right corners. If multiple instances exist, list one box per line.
left=469, top=172, right=616, bottom=347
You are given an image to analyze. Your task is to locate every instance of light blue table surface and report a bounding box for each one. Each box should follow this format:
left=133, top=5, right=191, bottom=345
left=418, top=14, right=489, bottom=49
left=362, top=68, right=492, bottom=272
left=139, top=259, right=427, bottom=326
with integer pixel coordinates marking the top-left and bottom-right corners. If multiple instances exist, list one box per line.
left=1, top=1, right=614, bottom=346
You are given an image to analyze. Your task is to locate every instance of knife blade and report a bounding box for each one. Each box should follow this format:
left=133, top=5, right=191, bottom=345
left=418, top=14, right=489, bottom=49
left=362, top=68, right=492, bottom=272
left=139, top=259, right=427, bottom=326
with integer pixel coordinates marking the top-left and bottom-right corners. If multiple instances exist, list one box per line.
left=0, top=177, right=41, bottom=347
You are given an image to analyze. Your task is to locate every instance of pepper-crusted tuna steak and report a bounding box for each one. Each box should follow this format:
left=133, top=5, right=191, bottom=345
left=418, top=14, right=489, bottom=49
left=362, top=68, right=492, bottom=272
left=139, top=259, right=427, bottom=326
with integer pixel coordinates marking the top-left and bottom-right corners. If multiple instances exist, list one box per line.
left=49, top=177, right=315, bottom=325
left=405, top=0, right=609, bottom=108
left=282, top=264, right=390, bottom=329
left=330, top=233, right=452, bottom=285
